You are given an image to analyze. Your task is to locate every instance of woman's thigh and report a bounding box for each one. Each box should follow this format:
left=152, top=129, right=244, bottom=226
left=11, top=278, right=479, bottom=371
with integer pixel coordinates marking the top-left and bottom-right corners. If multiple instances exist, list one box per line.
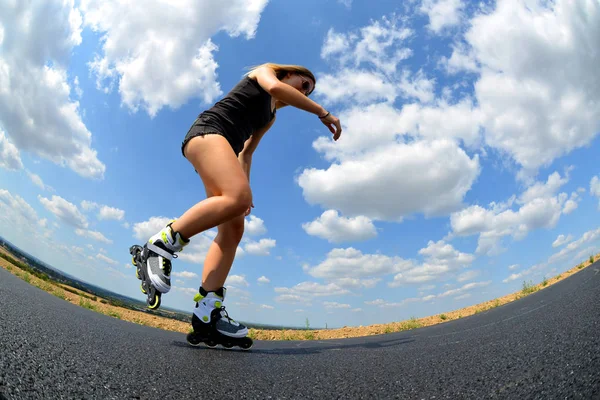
left=183, top=134, right=250, bottom=199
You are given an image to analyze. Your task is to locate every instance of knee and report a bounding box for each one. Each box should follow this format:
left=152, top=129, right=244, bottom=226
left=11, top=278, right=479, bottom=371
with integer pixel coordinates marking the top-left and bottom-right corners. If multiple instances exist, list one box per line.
left=228, top=186, right=252, bottom=216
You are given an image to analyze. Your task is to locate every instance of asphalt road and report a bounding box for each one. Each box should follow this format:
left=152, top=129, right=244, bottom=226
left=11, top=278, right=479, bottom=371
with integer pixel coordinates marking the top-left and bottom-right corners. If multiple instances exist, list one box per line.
left=1, top=264, right=599, bottom=399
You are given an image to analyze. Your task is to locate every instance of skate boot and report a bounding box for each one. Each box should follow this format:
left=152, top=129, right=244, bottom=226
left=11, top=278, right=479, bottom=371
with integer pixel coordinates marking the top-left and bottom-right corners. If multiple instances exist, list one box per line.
left=129, top=220, right=189, bottom=309
left=186, top=287, right=253, bottom=350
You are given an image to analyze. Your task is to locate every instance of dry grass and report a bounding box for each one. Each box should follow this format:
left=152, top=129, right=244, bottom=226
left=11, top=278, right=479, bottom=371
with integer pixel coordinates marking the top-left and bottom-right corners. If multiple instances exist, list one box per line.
left=1, top=246, right=598, bottom=341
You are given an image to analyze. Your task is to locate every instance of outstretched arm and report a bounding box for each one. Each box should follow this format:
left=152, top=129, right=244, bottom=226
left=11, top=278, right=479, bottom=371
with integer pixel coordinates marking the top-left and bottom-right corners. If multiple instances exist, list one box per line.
left=250, top=66, right=342, bottom=140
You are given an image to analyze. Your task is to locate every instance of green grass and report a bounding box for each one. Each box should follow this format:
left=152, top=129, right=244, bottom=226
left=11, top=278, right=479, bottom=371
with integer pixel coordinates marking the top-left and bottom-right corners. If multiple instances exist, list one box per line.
left=521, top=280, right=538, bottom=296
left=79, top=297, right=97, bottom=311
left=440, top=314, right=448, bottom=320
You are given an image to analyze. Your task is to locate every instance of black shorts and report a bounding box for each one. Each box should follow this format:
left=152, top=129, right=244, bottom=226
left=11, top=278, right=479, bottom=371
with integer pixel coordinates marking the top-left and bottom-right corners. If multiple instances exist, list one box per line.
left=181, top=116, right=244, bottom=157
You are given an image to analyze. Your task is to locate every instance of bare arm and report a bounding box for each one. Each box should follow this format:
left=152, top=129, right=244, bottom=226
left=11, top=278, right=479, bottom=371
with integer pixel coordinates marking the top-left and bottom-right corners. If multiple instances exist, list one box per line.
left=238, top=115, right=276, bottom=180
left=250, top=67, right=326, bottom=116
left=249, top=66, right=342, bottom=140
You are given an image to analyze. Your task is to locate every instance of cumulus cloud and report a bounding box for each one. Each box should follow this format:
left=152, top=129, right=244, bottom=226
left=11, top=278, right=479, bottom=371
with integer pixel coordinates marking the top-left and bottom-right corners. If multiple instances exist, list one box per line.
left=298, top=139, right=480, bottom=222
left=420, top=0, right=465, bottom=34
left=39, top=195, right=88, bottom=229
left=98, top=205, right=125, bottom=221
left=0, top=1, right=105, bottom=179
left=245, top=215, right=267, bottom=236
left=449, top=171, right=579, bottom=255
left=243, top=238, right=276, bottom=256
left=552, top=234, right=573, bottom=248
left=447, top=0, right=600, bottom=177
left=302, top=210, right=377, bottom=243
left=0, top=130, right=23, bottom=171
left=79, top=0, right=269, bottom=117
left=390, top=240, right=475, bottom=286
left=0, top=189, right=50, bottom=240
left=274, top=282, right=350, bottom=304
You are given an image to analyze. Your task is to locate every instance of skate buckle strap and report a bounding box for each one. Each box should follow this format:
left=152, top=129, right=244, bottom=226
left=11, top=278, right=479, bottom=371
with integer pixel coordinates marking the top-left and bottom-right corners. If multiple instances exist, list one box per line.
left=147, top=242, right=176, bottom=260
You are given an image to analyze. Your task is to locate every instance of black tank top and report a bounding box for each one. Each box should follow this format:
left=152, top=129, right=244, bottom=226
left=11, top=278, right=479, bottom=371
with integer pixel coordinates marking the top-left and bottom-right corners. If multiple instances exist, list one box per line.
left=196, top=76, right=275, bottom=150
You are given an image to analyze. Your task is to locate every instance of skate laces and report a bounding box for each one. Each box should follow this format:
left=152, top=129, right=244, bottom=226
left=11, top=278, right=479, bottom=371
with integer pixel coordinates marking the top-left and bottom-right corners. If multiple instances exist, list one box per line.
left=218, top=305, right=236, bottom=323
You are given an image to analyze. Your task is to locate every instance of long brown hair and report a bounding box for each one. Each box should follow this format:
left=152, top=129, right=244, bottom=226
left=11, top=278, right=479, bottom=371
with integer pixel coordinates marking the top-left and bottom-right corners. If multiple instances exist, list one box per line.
left=245, top=63, right=316, bottom=95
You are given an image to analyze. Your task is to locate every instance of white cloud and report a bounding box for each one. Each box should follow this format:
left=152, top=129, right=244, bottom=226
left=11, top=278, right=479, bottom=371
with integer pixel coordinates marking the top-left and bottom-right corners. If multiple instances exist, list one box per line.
left=367, top=280, right=490, bottom=308
left=591, top=176, right=600, bottom=208
left=39, top=195, right=88, bottom=229
left=96, top=253, right=118, bottom=266
left=456, top=269, right=480, bottom=282
left=450, top=171, right=575, bottom=255
left=437, top=280, right=491, bottom=298
left=75, top=229, right=112, bottom=244
left=0, top=1, right=105, bottom=179
left=302, top=210, right=377, bottom=243
left=0, top=189, right=50, bottom=240
left=245, top=215, right=267, bottom=236
left=337, top=0, right=352, bottom=9
left=26, top=171, right=51, bottom=191
left=244, top=238, right=276, bottom=256
left=172, top=271, right=199, bottom=280
left=274, top=282, right=350, bottom=303
left=502, top=263, right=546, bottom=283
left=323, top=302, right=351, bottom=309
left=225, top=275, right=249, bottom=288
left=0, top=130, right=23, bottom=171
left=317, top=70, right=398, bottom=106
left=452, top=0, right=600, bottom=176
left=132, top=216, right=173, bottom=241
left=420, top=0, right=465, bottom=34
left=81, top=200, right=99, bottom=211
left=547, top=227, right=600, bottom=265
left=390, top=240, right=475, bottom=286
left=260, top=304, right=274, bottom=310
left=508, top=264, right=519, bottom=271
left=257, top=276, right=270, bottom=284
left=298, top=139, right=480, bottom=222
left=552, top=234, right=573, bottom=248
left=98, top=205, right=125, bottom=221
left=79, top=0, right=269, bottom=117
left=306, top=247, right=414, bottom=281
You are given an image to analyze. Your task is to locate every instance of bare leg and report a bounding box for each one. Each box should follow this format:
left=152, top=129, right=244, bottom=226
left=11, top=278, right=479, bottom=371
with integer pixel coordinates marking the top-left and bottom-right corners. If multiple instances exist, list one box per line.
left=170, top=134, right=252, bottom=240
left=200, top=185, right=245, bottom=291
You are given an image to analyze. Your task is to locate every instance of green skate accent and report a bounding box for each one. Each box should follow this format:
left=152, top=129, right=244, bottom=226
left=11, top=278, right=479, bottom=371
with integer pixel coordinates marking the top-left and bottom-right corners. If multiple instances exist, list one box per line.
left=161, top=231, right=168, bottom=243
left=215, top=301, right=222, bottom=308
left=202, top=316, right=209, bottom=322
left=193, top=293, right=203, bottom=302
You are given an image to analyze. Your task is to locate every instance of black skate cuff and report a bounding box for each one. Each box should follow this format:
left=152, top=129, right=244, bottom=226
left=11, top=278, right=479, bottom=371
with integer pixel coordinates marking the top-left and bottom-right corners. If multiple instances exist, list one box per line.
left=199, top=286, right=225, bottom=298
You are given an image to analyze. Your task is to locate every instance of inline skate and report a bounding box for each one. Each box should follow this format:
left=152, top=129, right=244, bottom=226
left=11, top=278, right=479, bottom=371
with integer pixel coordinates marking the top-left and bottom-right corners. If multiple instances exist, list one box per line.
left=186, top=287, right=253, bottom=350
left=130, top=220, right=189, bottom=310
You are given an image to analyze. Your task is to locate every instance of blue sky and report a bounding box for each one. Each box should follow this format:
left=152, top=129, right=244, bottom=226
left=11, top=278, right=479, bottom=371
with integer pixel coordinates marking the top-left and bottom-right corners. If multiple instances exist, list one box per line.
left=1, top=0, right=599, bottom=329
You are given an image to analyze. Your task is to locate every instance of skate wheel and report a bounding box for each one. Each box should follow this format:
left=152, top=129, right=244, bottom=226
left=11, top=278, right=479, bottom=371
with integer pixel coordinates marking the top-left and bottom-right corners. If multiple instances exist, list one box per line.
left=140, top=283, right=147, bottom=294
left=186, top=332, right=203, bottom=346
left=136, top=268, right=140, bottom=279
left=132, top=256, right=137, bottom=266
left=205, top=340, right=218, bottom=348
left=147, top=293, right=161, bottom=309
left=239, top=339, right=253, bottom=350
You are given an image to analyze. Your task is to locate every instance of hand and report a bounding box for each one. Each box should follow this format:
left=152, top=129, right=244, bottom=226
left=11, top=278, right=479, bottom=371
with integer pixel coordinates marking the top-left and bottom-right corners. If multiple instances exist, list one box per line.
left=244, top=202, right=254, bottom=216
left=319, top=112, right=342, bottom=141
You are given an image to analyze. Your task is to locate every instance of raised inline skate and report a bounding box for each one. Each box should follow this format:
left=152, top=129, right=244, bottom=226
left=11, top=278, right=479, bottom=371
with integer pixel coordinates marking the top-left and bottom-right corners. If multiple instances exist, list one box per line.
left=130, top=220, right=189, bottom=310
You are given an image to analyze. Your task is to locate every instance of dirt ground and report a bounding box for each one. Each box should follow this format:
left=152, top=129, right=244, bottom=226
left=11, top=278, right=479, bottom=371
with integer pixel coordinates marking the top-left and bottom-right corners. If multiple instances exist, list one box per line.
left=1, top=245, right=598, bottom=341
